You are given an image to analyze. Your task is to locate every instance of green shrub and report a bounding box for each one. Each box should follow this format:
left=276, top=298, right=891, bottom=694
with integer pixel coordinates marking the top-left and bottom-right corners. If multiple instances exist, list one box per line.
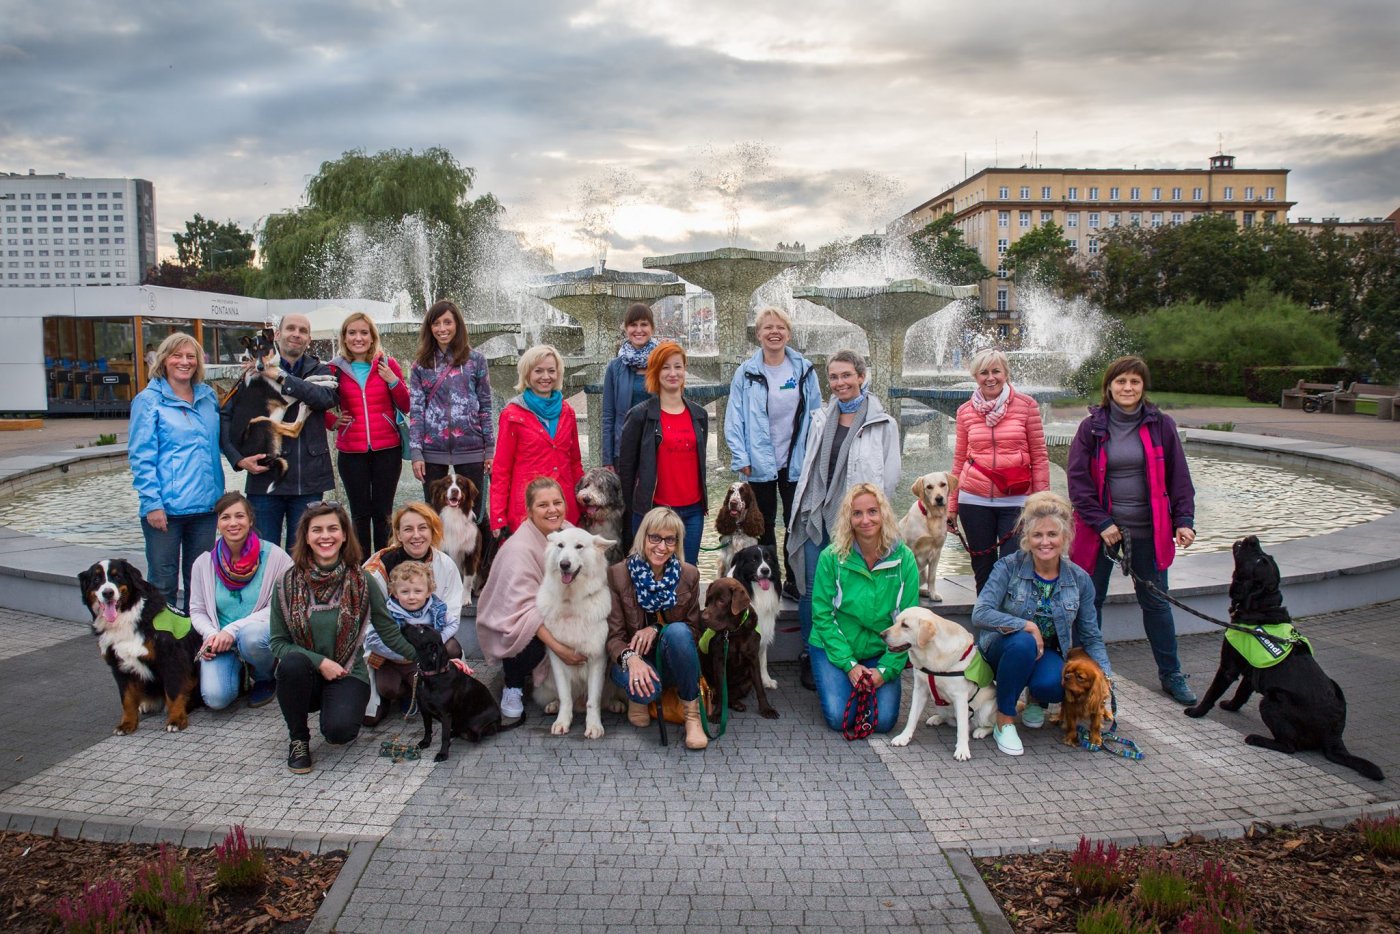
left=1199, top=422, right=1235, bottom=432
left=1142, top=358, right=1244, bottom=396
left=95, top=433, right=118, bottom=446
left=1134, top=852, right=1195, bottom=923
left=1356, top=815, right=1400, bottom=858
left=1241, top=365, right=1354, bottom=403
left=214, top=825, right=267, bottom=892
left=131, top=844, right=205, bottom=933
left=1077, top=901, right=1161, bottom=934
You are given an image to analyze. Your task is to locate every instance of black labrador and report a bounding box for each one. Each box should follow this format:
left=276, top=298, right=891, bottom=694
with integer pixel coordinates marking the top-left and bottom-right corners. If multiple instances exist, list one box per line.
left=1184, top=536, right=1383, bottom=781
left=400, top=624, right=514, bottom=762
left=699, top=578, right=778, bottom=720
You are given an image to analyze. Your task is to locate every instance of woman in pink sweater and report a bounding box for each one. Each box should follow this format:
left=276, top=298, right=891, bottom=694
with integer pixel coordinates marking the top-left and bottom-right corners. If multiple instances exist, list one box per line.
left=325, top=312, right=410, bottom=552
left=949, top=349, right=1050, bottom=593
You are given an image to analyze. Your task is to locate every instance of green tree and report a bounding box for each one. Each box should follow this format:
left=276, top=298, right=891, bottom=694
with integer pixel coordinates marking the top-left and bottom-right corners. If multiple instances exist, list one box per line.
left=1091, top=224, right=1161, bottom=314
left=1332, top=229, right=1400, bottom=380
left=908, top=215, right=991, bottom=285
left=172, top=214, right=255, bottom=271
left=259, top=147, right=502, bottom=300
left=1004, top=221, right=1082, bottom=292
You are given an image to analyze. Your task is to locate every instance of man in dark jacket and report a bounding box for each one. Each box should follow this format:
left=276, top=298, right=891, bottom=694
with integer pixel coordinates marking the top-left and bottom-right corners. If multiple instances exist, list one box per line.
left=219, top=313, right=339, bottom=549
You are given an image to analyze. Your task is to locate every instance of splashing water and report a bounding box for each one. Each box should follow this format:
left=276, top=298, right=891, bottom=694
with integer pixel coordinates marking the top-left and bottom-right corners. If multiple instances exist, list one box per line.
left=574, top=168, right=641, bottom=273
left=691, top=142, right=774, bottom=246
left=318, top=215, right=451, bottom=318
left=837, top=171, right=909, bottom=238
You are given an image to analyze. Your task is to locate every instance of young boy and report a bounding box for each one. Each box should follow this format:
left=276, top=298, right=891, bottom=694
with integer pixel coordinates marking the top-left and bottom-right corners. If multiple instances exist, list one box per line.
left=363, top=561, right=462, bottom=725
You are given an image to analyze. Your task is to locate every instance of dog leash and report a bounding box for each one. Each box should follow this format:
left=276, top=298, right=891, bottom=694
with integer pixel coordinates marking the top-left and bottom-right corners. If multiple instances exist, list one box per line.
left=1076, top=725, right=1144, bottom=760
left=948, top=522, right=1021, bottom=558
left=842, top=672, right=878, bottom=741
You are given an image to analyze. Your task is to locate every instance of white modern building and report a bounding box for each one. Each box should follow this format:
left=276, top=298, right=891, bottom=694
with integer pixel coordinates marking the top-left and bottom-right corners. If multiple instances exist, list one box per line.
left=0, top=170, right=158, bottom=290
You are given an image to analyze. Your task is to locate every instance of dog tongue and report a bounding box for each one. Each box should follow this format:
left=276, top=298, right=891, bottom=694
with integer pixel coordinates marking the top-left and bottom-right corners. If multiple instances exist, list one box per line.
left=102, top=603, right=118, bottom=623
left=757, top=579, right=772, bottom=591
left=560, top=569, right=577, bottom=584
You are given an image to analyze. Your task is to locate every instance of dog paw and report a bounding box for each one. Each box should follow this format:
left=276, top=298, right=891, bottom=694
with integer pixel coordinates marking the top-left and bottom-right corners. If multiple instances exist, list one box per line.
left=972, top=727, right=992, bottom=739
left=543, top=701, right=559, bottom=714
left=1183, top=705, right=1207, bottom=718
left=919, top=583, right=930, bottom=596
left=584, top=722, right=605, bottom=739
left=760, top=707, right=779, bottom=720
left=890, top=734, right=912, bottom=747
left=605, top=699, right=626, bottom=714
left=550, top=719, right=570, bottom=735
left=762, top=676, right=778, bottom=689
left=954, top=745, right=971, bottom=761
left=925, top=715, right=947, bottom=726
left=417, top=738, right=432, bottom=749
left=433, top=752, right=448, bottom=763
left=730, top=701, right=747, bottom=712
left=139, top=699, right=161, bottom=715
left=1219, top=699, right=1244, bottom=712
left=165, top=721, right=185, bottom=733
left=930, top=592, right=943, bottom=603
left=113, top=723, right=136, bottom=735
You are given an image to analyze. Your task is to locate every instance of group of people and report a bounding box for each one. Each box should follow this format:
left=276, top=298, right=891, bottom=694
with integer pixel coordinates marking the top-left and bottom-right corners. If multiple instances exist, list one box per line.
left=127, top=296, right=1196, bottom=771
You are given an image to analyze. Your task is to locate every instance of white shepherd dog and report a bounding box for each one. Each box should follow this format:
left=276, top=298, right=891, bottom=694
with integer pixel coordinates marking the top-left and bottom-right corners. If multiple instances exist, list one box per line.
left=533, top=527, right=616, bottom=738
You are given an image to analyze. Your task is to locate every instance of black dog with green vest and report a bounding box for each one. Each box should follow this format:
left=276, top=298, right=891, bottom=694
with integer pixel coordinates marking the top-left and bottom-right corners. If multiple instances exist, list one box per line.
left=1184, top=536, right=1383, bottom=781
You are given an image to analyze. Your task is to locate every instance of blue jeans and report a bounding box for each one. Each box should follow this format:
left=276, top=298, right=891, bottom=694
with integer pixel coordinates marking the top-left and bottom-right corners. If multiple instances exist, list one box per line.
left=249, top=493, right=323, bottom=552
left=797, top=530, right=831, bottom=643
left=958, top=503, right=1021, bottom=594
left=630, top=502, right=705, bottom=565
left=1091, top=531, right=1180, bottom=682
left=982, top=630, right=1065, bottom=717
left=608, top=623, right=702, bottom=703
left=141, top=511, right=217, bottom=613
left=199, top=616, right=276, bottom=710
left=809, top=646, right=901, bottom=734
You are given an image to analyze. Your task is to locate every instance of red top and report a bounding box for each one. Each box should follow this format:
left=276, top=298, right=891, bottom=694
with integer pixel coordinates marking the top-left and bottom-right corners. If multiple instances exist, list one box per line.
left=652, top=408, right=702, bottom=507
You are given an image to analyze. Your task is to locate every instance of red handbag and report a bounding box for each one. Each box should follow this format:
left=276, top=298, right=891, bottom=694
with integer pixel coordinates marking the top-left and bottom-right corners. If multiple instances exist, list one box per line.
left=970, top=457, right=1032, bottom=496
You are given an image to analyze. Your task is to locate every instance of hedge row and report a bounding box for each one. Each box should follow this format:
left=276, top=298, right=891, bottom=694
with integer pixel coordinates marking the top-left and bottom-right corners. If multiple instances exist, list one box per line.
left=1140, top=360, right=1355, bottom=403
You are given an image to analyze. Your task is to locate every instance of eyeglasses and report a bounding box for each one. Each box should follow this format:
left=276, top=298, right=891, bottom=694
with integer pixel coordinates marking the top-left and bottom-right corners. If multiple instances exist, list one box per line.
left=646, top=534, right=678, bottom=547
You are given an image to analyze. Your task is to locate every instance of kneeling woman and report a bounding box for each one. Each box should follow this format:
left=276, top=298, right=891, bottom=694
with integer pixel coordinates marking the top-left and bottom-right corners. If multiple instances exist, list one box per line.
left=606, top=507, right=707, bottom=750
left=808, top=483, right=919, bottom=734
left=270, top=502, right=419, bottom=774
left=971, top=491, right=1114, bottom=757
left=189, top=492, right=294, bottom=710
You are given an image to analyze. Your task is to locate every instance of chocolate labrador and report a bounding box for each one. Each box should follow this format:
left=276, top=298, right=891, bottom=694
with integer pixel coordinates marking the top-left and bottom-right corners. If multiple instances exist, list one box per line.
left=699, top=578, right=778, bottom=720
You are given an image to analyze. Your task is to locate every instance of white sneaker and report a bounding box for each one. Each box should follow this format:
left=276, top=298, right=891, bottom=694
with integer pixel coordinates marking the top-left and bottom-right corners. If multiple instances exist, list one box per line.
left=993, top=722, right=1024, bottom=756
left=500, top=687, right=524, bottom=719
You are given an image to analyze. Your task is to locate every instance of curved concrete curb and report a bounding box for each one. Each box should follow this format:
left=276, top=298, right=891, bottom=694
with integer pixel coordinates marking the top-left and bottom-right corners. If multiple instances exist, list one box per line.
left=306, top=837, right=381, bottom=934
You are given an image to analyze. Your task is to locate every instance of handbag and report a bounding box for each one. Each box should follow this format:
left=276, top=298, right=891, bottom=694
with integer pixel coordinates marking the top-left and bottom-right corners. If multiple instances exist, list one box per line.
left=969, top=457, right=1032, bottom=496
left=395, top=411, right=412, bottom=460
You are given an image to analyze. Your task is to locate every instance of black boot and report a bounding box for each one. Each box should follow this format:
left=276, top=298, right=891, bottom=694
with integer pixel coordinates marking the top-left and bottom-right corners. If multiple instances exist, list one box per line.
left=799, top=651, right=815, bottom=691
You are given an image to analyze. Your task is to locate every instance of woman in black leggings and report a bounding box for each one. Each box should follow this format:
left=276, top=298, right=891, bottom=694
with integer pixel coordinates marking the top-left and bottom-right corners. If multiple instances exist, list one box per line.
left=269, top=502, right=418, bottom=774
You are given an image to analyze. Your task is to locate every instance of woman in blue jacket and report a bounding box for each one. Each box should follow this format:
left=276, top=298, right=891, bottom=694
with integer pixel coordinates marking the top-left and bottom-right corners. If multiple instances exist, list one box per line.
left=723, top=307, right=822, bottom=594
left=601, top=302, right=657, bottom=469
left=129, top=332, right=225, bottom=611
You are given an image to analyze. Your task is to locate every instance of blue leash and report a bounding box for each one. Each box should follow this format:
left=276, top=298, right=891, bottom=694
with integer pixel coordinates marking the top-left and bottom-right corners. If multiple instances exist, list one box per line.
left=1077, top=725, right=1144, bottom=760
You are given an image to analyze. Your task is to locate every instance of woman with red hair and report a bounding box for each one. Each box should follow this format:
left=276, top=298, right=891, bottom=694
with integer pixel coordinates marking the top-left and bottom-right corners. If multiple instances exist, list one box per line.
left=616, top=341, right=709, bottom=563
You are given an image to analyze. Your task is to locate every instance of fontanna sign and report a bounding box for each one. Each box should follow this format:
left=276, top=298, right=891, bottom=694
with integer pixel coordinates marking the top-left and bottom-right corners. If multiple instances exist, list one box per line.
left=208, top=302, right=242, bottom=319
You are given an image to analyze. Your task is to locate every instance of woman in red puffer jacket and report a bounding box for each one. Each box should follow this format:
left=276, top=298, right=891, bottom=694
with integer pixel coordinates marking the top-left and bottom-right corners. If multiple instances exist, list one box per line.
left=948, top=348, right=1050, bottom=594
left=325, top=313, right=410, bottom=553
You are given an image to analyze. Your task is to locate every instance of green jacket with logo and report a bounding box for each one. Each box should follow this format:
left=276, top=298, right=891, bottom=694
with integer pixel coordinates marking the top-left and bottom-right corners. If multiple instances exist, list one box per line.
left=808, top=541, right=919, bottom=680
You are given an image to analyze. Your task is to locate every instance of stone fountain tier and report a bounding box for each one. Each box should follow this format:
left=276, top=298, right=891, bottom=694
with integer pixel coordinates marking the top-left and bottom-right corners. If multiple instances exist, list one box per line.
left=792, top=279, right=978, bottom=400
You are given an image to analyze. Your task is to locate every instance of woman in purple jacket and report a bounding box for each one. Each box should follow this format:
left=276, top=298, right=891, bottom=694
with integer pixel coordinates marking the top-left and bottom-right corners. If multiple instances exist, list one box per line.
left=1067, top=356, right=1197, bottom=705
left=408, top=300, right=494, bottom=501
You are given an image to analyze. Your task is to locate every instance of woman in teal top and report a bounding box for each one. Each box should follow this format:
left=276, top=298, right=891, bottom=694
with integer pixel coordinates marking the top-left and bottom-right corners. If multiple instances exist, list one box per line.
left=808, top=482, right=920, bottom=733
left=270, top=501, right=417, bottom=774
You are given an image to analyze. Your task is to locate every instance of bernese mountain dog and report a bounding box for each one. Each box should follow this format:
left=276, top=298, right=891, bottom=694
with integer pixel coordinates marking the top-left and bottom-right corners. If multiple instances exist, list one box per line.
left=77, top=559, right=203, bottom=734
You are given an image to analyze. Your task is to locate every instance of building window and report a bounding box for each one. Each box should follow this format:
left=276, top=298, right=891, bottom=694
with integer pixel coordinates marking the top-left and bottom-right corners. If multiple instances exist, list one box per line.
left=996, top=289, right=1008, bottom=312
left=1171, top=187, right=1181, bottom=200
left=997, top=238, right=1008, bottom=255
left=1067, top=238, right=1078, bottom=250
left=1151, top=212, right=1163, bottom=228
left=1223, top=186, right=1234, bottom=200
left=997, top=265, right=1007, bottom=279
left=1264, top=211, right=1276, bottom=224
left=1066, top=212, right=1079, bottom=228
left=1152, top=187, right=1161, bottom=200
left=1088, top=186, right=1099, bottom=200
left=998, top=210, right=1009, bottom=227
left=1244, top=186, right=1254, bottom=200
left=1193, top=187, right=1203, bottom=200
left=1171, top=212, right=1184, bottom=225
left=1041, top=186, right=1052, bottom=199
left=1130, top=187, right=1141, bottom=200
left=1018, top=211, right=1030, bottom=228
left=1109, top=213, right=1121, bottom=227
left=1129, top=212, right=1142, bottom=227
left=1067, top=186, right=1078, bottom=200
left=1088, top=211, right=1100, bottom=228
left=82, top=193, right=92, bottom=199
left=1019, top=186, right=1030, bottom=199
left=999, top=186, right=1009, bottom=199
left=1265, top=186, right=1276, bottom=200
left=1109, top=187, right=1120, bottom=201
left=1088, top=237, right=1099, bottom=255
left=1041, top=211, right=1053, bottom=225
left=1243, top=211, right=1255, bottom=227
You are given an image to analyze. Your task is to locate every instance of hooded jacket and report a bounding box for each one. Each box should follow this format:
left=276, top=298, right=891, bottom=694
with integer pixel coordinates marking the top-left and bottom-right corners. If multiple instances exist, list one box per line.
left=808, top=541, right=919, bottom=680
left=1066, top=403, right=1195, bottom=573
left=219, top=352, right=338, bottom=496
left=129, top=377, right=225, bottom=519
left=723, top=346, right=823, bottom=482
left=324, top=354, right=410, bottom=453
left=489, top=396, right=584, bottom=532
left=948, top=387, right=1050, bottom=511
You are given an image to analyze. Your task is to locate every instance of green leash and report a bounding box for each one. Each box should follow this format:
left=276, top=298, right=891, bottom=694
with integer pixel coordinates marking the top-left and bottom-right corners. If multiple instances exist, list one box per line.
left=698, top=635, right=730, bottom=740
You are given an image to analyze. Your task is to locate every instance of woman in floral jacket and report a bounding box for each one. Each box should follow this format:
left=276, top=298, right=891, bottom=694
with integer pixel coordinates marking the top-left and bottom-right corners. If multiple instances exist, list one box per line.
left=408, top=299, right=494, bottom=500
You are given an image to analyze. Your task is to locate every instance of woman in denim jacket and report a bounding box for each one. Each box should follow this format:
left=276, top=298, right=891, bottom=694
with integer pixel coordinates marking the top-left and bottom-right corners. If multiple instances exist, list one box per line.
left=972, top=492, right=1113, bottom=756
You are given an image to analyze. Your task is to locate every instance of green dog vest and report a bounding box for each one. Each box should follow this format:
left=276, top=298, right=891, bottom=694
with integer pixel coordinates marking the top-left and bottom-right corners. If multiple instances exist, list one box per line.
left=153, top=607, right=193, bottom=641
left=1225, top=621, right=1310, bottom=669
left=926, top=648, right=995, bottom=705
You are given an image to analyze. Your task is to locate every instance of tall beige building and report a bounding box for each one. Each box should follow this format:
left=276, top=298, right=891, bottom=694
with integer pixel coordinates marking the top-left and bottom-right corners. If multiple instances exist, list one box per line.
left=899, top=154, right=1292, bottom=326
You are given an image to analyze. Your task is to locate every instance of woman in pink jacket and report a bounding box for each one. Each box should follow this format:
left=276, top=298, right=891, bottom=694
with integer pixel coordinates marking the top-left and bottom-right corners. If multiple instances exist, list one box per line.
left=949, top=348, right=1050, bottom=593
left=489, top=344, right=583, bottom=535
left=326, top=312, right=410, bottom=552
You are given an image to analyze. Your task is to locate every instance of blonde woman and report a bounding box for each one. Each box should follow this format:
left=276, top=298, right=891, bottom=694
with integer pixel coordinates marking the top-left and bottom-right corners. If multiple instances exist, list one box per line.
left=129, top=331, right=224, bottom=610
left=807, top=482, right=919, bottom=733
left=326, top=312, right=409, bottom=551
left=489, top=344, right=583, bottom=535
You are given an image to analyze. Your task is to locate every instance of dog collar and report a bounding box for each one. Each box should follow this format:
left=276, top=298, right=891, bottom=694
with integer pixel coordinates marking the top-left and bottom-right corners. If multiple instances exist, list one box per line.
left=698, top=609, right=750, bottom=654
left=918, top=500, right=928, bottom=516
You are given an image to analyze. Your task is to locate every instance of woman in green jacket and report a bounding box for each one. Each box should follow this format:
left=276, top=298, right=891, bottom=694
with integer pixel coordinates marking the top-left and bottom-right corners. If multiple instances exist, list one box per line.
left=270, top=501, right=418, bottom=774
left=809, top=482, right=919, bottom=733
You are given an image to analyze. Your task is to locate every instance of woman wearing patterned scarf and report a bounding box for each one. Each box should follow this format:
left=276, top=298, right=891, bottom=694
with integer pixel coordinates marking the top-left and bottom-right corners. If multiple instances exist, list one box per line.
left=604, top=507, right=707, bottom=749
left=948, top=349, right=1050, bottom=595
left=601, top=302, right=658, bottom=469
left=269, top=501, right=419, bottom=774
left=189, top=492, right=294, bottom=711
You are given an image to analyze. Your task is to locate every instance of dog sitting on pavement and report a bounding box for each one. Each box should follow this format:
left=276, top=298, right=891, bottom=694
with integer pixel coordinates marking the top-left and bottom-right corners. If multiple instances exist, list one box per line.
left=1053, top=647, right=1113, bottom=749
left=699, top=577, right=778, bottom=720
left=400, top=623, right=513, bottom=762
left=723, top=544, right=781, bottom=690
left=533, top=527, right=618, bottom=738
left=882, top=607, right=996, bottom=760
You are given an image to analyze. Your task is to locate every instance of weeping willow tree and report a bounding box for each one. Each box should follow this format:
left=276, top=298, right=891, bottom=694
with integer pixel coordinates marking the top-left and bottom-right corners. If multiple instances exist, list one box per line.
left=260, top=147, right=503, bottom=302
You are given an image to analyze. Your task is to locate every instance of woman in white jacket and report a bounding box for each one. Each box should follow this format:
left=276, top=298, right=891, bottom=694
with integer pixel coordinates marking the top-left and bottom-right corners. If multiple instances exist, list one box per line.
left=786, top=350, right=901, bottom=689
left=189, top=492, right=295, bottom=710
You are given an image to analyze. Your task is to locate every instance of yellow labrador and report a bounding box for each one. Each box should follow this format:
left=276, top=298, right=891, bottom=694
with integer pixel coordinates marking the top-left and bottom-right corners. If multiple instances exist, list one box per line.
left=882, top=607, right=997, bottom=761
left=897, top=472, right=957, bottom=602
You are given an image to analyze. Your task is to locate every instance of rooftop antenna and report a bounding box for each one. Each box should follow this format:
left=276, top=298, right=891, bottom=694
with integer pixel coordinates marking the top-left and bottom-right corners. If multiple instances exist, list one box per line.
left=1033, top=131, right=1039, bottom=168
left=994, top=137, right=998, bottom=167
left=964, top=152, right=968, bottom=178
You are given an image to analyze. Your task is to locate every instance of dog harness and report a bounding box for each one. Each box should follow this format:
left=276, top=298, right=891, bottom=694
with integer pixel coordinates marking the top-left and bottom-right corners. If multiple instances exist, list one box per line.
left=1224, top=621, right=1311, bottom=668
left=698, top=608, right=751, bottom=655
left=153, top=607, right=192, bottom=640
left=920, top=645, right=995, bottom=705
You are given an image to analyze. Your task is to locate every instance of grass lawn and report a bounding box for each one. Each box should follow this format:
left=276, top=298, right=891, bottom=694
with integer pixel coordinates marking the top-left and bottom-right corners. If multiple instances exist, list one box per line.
left=1052, top=391, right=1273, bottom=409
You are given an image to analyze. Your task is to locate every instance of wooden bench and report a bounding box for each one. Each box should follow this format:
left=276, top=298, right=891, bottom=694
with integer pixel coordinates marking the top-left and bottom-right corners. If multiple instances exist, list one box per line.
left=1280, top=380, right=1344, bottom=410
left=1344, top=382, right=1400, bottom=419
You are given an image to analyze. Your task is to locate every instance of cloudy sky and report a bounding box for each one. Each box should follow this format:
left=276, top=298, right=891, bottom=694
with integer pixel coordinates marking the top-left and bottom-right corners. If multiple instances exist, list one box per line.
left=3, top=0, right=1398, bottom=272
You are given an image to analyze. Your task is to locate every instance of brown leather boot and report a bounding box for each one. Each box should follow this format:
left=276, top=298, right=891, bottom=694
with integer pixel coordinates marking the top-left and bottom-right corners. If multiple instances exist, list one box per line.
left=681, top=698, right=708, bottom=750
left=627, top=701, right=651, bottom=727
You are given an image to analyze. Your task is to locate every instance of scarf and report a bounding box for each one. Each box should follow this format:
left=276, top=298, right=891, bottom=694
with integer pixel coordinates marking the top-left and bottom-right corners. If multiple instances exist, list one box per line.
left=970, top=383, right=1010, bottom=427
left=386, top=593, right=448, bottom=634
left=627, top=553, right=681, bottom=613
left=617, top=338, right=657, bottom=369
left=214, top=532, right=262, bottom=594
left=278, top=561, right=368, bottom=670
left=837, top=388, right=868, bottom=415
left=367, top=545, right=431, bottom=582
left=811, top=397, right=868, bottom=535
left=521, top=390, right=562, bottom=437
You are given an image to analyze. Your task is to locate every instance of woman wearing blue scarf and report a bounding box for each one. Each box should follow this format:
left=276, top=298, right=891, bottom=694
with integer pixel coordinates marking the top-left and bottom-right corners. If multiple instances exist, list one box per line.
left=605, top=507, right=707, bottom=749
left=489, top=345, right=584, bottom=535
left=601, top=303, right=658, bottom=469
left=785, top=350, right=901, bottom=690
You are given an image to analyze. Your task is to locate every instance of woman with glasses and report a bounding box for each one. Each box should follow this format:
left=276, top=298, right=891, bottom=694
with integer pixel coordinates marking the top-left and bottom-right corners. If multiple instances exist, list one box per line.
left=605, top=506, right=706, bottom=749
left=616, top=341, right=709, bottom=563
